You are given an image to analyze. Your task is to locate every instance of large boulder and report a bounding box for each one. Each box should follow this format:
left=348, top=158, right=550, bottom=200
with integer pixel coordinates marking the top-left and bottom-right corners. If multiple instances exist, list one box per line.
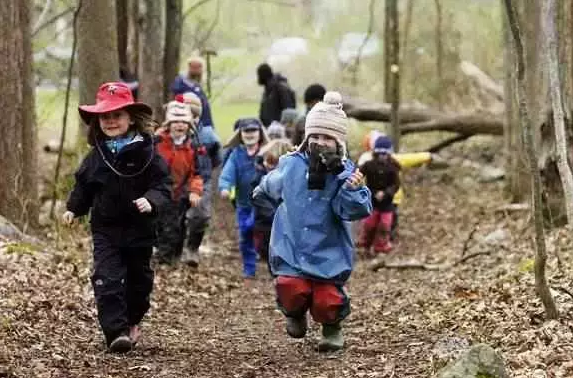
left=436, top=344, right=507, bottom=378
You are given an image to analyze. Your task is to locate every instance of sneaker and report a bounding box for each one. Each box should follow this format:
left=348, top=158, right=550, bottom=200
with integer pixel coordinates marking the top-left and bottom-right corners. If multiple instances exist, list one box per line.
left=318, top=323, right=344, bottom=352
left=286, top=316, right=307, bottom=339
left=180, top=248, right=199, bottom=267
left=109, top=333, right=132, bottom=354
left=129, top=325, right=141, bottom=346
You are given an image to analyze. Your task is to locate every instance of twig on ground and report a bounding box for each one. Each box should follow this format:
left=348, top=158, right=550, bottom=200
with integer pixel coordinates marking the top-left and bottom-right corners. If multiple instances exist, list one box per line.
left=461, top=218, right=482, bottom=257
left=370, top=250, right=492, bottom=272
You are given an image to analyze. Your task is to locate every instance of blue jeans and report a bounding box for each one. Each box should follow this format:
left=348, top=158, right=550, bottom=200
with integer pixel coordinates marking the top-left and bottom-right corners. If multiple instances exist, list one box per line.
left=236, top=206, right=257, bottom=277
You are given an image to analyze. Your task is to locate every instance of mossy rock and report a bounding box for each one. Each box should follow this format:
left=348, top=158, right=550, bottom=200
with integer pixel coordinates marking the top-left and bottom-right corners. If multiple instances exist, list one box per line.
left=436, top=344, right=507, bottom=378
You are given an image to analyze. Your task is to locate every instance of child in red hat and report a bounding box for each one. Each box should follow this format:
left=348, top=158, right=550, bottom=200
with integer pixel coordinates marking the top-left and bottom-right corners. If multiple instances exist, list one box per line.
left=63, top=82, right=172, bottom=353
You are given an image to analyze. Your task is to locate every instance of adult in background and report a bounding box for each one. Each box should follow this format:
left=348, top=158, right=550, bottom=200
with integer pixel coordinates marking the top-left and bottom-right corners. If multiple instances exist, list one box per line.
left=292, top=84, right=326, bottom=146
left=257, top=63, right=296, bottom=127
left=171, top=56, right=215, bottom=128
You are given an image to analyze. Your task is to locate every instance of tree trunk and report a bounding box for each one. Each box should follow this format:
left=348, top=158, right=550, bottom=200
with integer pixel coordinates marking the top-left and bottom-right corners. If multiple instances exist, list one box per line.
left=504, top=0, right=558, bottom=320
left=543, top=0, right=573, bottom=226
left=77, top=0, right=119, bottom=139
left=386, top=0, right=400, bottom=151
left=434, top=0, right=444, bottom=110
left=0, top=0, right=39, bottom=230
left=126, top=0, right=139, bottom=76
left=140, top=0, right=164, bottom=120
left=116, top=0, right=128, bottom=70
left=163, top=0, right=182, bottom=102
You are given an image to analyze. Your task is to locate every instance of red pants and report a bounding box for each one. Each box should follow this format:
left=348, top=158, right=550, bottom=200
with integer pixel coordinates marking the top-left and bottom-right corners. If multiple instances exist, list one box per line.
left=275, top=276, right=350, bottom=324
left=357, top=209, right=394, bottom=253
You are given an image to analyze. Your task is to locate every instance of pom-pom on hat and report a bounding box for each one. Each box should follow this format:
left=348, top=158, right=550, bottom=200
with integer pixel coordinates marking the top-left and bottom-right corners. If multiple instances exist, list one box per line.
left=296, top=91, right=349, bottom=156
left=176, top=92, right=203, bottom=119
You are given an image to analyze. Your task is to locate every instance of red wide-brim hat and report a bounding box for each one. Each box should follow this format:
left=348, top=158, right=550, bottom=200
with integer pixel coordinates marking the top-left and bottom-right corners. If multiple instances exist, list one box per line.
left=78, top=82, right=152, bottom=125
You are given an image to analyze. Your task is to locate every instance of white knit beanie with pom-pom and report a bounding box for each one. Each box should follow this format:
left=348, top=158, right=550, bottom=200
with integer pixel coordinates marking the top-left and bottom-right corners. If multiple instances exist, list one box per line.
left=296, top=91, right=348, bottom=155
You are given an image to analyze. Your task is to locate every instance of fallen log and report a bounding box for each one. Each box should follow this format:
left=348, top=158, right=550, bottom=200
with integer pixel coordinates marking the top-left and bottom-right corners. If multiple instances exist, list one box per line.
left=401, top=113, right=504, bottom=136
left=343, top=99, right=440, bottom=123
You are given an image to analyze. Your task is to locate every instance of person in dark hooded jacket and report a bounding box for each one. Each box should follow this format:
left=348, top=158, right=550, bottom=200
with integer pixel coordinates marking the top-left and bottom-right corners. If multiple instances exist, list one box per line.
left=63, top=82, right=172, bottom=354
left=257, top=63, right=296, bottom=127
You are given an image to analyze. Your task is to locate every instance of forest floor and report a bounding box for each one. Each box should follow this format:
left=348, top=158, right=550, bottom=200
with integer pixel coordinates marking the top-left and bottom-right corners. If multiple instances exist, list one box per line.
left=2, top=140, right=573, bottom=378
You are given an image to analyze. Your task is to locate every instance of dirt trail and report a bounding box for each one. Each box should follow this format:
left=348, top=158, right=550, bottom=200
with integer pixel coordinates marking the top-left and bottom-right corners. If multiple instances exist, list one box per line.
left=2, top=160, right=573, bottom=378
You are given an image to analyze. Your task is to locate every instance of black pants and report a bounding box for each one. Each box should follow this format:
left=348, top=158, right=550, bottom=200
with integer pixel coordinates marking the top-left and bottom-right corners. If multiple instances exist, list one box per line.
left=156, top=199, right=189, bottom=261
left=92, top=232, right=154, bottom=345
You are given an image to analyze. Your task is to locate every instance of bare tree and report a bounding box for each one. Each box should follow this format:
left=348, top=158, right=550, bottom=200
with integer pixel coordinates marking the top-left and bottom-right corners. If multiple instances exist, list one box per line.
left=401, top=0, right=415, bottom=63
left=140, top=0, right=164, bottom=119
left=543, top=0, right=573, bottom=226
left=385, top=0, right=401, bottom=151
left=116, top=0, right=129, bottom=70
left=504, top=0, right=558, bottom=320
left=126, top=0, right=140, bottom=76
left=351, top=0, right=376, bottom=87
left=434, top=0, right=444, bottom=110
left=163, top=0, right=183, bottom=102
left=0, top=0, right=39, bottom=230
left=77, top=0, right=119, bottom=140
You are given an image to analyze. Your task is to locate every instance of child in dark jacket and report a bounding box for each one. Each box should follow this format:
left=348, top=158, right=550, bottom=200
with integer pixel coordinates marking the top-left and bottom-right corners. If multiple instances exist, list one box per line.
left=63, top=82, right=172, bottom=353
left=358, top=135, right=401, bottom=254
left=155, top=100, right=204, bottom=265
left=218, top=118, right=268, bottom=284
left=254, top=92, right=372, bottom=351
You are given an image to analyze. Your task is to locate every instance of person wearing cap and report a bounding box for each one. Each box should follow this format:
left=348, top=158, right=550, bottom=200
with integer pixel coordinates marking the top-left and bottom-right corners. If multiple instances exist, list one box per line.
left=218, top=118, right=269, bottom=284
left=155, top=100, right=204, bottom=266
left=176, top=92, right=222, bottom=267
left=170, top=56, right=215, bottom=128
left=257, top=63, right=296, bottom=127
left=357, top=135, right=401, bottom=254
left=292, top=83, right=327, bottom=146
left=63, top=82, right=172, bottom=353
left=253, top=91, right=372, bottom=351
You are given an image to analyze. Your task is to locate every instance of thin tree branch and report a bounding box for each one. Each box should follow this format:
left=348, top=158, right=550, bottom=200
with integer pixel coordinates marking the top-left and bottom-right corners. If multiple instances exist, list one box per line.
left=191, top=0, right=221, bottom=52
left=49, top=0, right=82, bottom=220
left=32, top=6, right=73, bottom=37
left=352, top=0, right=376, bottom=86
left=183, top=0, right=214, bottom=20
left=33, top=0, right=53, bottom=35
left=427, top=134, right=472, bottom=153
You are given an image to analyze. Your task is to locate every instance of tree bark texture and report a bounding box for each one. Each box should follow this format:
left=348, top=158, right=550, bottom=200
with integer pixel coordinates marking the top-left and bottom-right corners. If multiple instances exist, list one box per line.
left=140, top=0, right=164, bottom=120
left=163, top=0, right=183, bottom=102
left=504, top=0, right=558, bottom=320
left=126, top=0, right=140, bottom=76
left=77, top=0, right=119, bottom=135
left=543, top=0, right=573, bottom=227
left=116, top=0, right=128, bottom=70
left=0, top=0, right=39, bottom=230
left=386, top=0, right=400, bottom=152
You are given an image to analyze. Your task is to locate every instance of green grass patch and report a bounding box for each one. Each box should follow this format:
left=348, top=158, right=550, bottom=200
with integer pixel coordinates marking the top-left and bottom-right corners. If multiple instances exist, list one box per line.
left=210, top=100, right=259, bottom=142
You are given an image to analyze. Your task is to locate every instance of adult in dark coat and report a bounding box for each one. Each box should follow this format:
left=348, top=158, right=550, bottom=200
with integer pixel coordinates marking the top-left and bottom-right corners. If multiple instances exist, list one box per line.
left=257, top=63, right=296, bottom=127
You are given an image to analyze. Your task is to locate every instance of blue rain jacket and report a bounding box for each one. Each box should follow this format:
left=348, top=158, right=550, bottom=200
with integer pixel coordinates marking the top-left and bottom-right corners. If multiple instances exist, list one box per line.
left=218, top=145, right=259, bottom=208
left=256, top=152, right=372, bottom=284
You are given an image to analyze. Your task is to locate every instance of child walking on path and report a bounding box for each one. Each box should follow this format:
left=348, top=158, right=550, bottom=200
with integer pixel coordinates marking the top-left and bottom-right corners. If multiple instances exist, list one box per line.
left=358, top=135, right=401, bottom=254
left=155, top=100, right=203, bottom=265
left=254, top=92, right=372, bottom=351
left=178, top=92, right=222, bottom=267
left=218, top=118, right=268, bottom=283
left=63, top=82, right=172, bottom=353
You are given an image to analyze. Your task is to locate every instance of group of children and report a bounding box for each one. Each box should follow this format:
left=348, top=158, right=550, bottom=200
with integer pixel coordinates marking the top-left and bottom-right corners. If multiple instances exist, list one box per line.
left=63, top=76, right=434, bottom=354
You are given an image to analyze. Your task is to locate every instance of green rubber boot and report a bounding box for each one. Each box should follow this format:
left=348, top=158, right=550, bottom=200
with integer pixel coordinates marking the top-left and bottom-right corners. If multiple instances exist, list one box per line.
left=286, top=315, right=308, bottom=338
left=318, top=323, right=344, bottom=352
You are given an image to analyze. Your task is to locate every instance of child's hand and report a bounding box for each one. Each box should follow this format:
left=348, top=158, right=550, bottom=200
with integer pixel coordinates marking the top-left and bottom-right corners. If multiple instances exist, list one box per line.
left=220, top=190, right=230, bottom=199
left=189, top=193, right=201, bottom=207
left=344, top=169, right=365, bottom=190
left=375, top=191, right=385, bottom=201
left=62, top=211, right=75, bottom=225
left=133, top=197, right=152, bottom=213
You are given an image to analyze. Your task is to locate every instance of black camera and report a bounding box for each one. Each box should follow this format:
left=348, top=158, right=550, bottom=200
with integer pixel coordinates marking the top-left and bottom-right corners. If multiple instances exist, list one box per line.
left=307, top=144, right=344, bottom=190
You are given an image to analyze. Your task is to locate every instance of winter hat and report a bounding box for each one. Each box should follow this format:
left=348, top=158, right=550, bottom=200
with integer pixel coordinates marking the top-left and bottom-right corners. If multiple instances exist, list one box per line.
left=303, top=84, right=327, bottom=105
left=362, top=130, right=383, bottom=151
left=296, top=91, right=348, bottom=155
left=162, top=101, right=193, bottom=127
left=280, top=108, right=299, bottom=125
left=373, top=134, right=393, bottom=154
left=267, top=121, right=286, bottom=139
left=176, top=92, right=203, bottom=119
left=78, top=82, right=152, bottom=125
left=225, top=118, right=269, bottom=148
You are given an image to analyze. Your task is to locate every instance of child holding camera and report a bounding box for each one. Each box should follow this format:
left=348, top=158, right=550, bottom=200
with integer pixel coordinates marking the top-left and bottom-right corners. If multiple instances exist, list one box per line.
left=254, top=92, right=372, bottom=351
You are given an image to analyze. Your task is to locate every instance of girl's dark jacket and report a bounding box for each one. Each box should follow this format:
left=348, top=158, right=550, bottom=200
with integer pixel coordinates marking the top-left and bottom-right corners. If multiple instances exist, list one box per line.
left=359, top=155, right=401, bottom=212
left=66, top=134, right=172, bottom=247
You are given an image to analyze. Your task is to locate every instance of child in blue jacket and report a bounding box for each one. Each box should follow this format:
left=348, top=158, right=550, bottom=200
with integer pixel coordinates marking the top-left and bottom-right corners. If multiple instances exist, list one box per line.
left=254, top=92, right=372, bottom=351
left=218, top=118, right=268, bottom=283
